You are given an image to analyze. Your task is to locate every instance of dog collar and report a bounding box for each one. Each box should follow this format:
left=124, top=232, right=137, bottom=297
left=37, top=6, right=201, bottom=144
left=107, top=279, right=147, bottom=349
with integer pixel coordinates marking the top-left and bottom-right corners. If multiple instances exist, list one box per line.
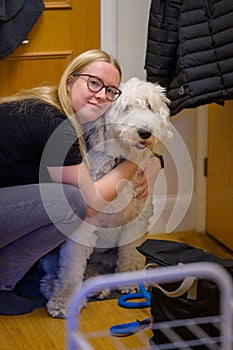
left=152, top=153, right=164, bottom=168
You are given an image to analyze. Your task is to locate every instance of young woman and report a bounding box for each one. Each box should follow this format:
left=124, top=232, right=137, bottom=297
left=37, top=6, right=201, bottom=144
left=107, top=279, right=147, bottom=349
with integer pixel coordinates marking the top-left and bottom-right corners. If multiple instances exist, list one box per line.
left=0, top=49, right=161, bottom=314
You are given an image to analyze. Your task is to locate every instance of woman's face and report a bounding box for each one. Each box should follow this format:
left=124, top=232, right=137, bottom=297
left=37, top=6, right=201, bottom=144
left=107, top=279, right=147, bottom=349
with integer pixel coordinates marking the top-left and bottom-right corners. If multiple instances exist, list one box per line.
left=67, top=61, right=121, bottom=124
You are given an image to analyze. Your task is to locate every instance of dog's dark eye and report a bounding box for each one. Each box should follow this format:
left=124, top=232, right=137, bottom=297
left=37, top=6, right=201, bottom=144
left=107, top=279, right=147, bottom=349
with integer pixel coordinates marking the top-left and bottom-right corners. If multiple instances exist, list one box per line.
left=147, top=103, right=152, bottom=110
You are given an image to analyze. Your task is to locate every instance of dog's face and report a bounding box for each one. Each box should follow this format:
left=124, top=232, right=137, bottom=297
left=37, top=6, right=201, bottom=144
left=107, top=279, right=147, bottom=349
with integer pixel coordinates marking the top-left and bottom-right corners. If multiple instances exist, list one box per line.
left=103, top=77, right=172, bottom=160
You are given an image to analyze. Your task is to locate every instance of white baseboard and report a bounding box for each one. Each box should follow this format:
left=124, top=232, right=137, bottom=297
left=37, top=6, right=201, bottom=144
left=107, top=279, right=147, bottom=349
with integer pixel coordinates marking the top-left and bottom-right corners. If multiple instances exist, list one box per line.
left=149, top=193, right=196, bottom=234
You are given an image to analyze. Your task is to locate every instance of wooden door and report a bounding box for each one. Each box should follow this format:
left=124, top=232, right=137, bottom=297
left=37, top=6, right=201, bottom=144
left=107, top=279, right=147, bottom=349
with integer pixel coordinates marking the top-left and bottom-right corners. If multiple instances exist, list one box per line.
left=0, top=0, right=100, bottom=96
left=206, top=101, right=233, bottom=250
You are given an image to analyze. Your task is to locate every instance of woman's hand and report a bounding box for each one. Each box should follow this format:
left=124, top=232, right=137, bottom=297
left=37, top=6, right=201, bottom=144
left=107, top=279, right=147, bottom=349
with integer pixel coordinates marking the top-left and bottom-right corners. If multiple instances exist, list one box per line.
left=133, top=156, right=162, bottom=199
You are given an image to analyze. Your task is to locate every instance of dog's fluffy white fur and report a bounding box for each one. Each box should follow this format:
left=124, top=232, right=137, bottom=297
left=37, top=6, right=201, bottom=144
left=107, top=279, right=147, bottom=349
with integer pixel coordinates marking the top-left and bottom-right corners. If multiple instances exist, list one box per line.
left=40, top=77, right=172, bottom=318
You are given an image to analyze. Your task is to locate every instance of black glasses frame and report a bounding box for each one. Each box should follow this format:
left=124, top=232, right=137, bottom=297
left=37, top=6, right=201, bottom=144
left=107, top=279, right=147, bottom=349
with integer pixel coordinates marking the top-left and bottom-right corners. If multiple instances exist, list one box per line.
left=73, top=73, right=122, bottom=102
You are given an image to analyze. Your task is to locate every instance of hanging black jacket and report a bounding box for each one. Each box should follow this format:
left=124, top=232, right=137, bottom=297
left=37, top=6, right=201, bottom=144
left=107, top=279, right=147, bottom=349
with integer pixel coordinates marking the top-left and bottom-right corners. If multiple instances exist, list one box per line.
left=0, top=0, right=44, bottom=59
left=145, top=0, right=233, bottom=116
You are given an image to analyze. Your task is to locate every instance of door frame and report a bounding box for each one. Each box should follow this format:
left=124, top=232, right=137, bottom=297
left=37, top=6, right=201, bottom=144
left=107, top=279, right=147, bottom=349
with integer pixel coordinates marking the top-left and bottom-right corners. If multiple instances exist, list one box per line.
left=196, top=106, right=208, bottom=232
left=100, top=0, right=117, bottom=57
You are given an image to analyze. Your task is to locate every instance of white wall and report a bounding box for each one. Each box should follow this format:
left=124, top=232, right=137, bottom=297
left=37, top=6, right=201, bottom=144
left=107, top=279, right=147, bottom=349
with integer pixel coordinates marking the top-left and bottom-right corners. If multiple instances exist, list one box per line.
left=100, top=0, right=150, bottom=80
left=116, top=0, right=151, bottom=81
left=101, top=0, right=206, bottom=233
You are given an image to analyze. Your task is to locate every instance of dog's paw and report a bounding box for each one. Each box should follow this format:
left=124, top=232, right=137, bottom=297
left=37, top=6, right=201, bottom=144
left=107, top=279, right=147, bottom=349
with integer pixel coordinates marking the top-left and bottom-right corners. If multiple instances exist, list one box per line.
left=95, top=288, right=111, bottom=300
left=46, top=297, right=68, bottom=319
left=119, top=285, right=138, bottom=294
left=47, top=294, right=87, bottom=318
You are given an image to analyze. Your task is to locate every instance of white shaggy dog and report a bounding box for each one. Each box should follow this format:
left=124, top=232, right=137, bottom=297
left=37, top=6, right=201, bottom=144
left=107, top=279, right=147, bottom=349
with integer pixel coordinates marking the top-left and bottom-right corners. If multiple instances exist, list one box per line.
left=40, top=77, right=172, bottom=318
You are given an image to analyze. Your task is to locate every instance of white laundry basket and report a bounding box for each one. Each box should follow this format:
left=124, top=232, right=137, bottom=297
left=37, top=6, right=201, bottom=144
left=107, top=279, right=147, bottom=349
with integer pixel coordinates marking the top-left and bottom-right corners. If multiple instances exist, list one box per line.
left=66, top=262, right=233, bottom=350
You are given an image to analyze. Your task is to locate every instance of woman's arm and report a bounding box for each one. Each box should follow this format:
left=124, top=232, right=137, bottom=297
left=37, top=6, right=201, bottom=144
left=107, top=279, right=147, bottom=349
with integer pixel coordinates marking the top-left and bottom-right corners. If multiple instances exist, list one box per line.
left=48, top=159, right=138, bottom=217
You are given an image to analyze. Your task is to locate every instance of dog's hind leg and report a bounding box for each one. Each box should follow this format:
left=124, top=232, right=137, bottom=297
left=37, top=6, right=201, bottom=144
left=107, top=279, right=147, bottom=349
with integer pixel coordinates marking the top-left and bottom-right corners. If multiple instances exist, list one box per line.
left=46, top=239, right=94, bottom=318
left=40, top=248, right=60, bottom=299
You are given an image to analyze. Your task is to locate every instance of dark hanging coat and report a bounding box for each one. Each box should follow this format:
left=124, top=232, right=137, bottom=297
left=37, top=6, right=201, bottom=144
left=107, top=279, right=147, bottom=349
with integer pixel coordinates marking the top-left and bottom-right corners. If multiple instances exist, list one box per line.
left=145, top=0, right=233, bottom=116
left=0, top=0, right=44, bottom=59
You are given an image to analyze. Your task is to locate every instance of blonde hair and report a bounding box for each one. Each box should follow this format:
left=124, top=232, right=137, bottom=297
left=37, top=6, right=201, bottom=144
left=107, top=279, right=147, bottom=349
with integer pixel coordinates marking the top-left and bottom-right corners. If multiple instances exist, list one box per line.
left=0, top=49, right=122, bottom=159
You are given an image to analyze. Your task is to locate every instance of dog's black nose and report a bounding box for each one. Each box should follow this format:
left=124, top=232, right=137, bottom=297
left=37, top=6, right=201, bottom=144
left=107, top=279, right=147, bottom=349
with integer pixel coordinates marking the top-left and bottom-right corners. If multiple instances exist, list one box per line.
left=137, top=128, right=152, bottom=139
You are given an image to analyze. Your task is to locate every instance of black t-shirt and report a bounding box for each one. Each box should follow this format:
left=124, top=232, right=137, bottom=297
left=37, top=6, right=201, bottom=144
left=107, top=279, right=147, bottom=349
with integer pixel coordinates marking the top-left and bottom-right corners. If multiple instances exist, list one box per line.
left=0, top=100, right=82, bottom=187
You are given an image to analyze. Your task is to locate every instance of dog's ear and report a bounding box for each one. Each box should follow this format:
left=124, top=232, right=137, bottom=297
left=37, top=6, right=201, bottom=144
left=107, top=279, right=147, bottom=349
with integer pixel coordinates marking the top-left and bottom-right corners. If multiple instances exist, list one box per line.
left=147, top=84, right=173, bottom=140
left=157, top=105, right=173, bottom=140
left=83, top=116, right=107, bottom=151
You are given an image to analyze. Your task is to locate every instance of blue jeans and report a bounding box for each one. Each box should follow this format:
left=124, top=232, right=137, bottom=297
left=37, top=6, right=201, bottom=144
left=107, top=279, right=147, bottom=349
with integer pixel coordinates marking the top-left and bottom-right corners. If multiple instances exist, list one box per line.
left=0, top=183, right=87, bottom=290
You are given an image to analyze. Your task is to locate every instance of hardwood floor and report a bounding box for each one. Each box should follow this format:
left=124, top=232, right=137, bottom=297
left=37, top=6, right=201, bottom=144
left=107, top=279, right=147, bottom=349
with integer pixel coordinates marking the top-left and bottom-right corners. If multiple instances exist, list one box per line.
left=0, top=232, right=232, bottom=350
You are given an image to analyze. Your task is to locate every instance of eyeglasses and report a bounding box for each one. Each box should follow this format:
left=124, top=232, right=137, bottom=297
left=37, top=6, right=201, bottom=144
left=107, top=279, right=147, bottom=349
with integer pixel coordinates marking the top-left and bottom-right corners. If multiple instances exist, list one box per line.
left=73, top=74, right=122, bottom=102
